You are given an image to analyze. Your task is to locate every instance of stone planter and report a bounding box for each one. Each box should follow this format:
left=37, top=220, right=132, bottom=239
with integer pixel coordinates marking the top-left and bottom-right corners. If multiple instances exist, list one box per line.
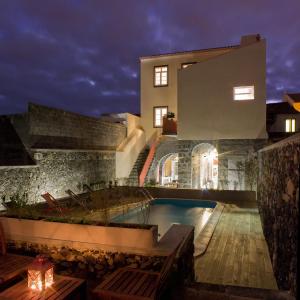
left=0, top=217, right=158, bottom=254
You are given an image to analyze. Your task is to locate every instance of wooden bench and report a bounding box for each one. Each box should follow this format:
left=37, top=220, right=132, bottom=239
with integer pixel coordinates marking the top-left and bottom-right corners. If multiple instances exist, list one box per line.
left=0, top=222, right=34, bottom=290
left=92, top=245, right=180, bottom=300
left=0, top=275, right=86, bottom=299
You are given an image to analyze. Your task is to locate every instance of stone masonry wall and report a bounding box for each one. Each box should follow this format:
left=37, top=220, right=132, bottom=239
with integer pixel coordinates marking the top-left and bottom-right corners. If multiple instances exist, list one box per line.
left=28, top=103, right=126, bottom=150
left=257, top=134, right=299, bottom=296
left=0, top=149, right=116, bottom=206
left=146, top=138, right=266, bottom=190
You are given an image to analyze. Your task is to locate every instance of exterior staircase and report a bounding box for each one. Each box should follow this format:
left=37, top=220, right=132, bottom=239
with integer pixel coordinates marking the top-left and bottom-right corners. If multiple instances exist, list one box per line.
left=127, top=146, right=150, bottom=186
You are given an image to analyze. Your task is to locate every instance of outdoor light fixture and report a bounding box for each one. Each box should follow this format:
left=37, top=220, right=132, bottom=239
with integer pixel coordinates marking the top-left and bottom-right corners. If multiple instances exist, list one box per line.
left=28, top=255, right=54, bottom=291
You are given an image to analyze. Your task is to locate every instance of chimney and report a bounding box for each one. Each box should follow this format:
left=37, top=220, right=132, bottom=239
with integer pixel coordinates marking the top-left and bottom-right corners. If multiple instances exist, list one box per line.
left=240, top=34, right=261, bottom=46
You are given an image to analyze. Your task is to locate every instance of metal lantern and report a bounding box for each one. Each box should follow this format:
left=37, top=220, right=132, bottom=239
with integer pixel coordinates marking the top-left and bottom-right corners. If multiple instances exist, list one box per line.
left=28, top=255, right=54, bottom=291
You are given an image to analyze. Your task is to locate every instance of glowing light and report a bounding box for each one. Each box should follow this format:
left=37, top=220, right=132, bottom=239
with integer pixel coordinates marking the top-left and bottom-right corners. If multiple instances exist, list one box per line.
left=234, top=86, right=254, bottom=100
left=285, top=119, right=296, bottom=133
left=28, top=255, right=54, bottom=292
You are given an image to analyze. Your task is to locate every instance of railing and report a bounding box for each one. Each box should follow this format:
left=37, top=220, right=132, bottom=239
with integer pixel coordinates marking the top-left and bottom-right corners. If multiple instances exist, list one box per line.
left=139, top=133, right=159, bottom=186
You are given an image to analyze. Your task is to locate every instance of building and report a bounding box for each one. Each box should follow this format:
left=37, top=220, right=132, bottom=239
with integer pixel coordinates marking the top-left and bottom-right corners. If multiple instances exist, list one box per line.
left=139, top=34, right=267, bottom=190
left=267, top=94, right=300, bottom=142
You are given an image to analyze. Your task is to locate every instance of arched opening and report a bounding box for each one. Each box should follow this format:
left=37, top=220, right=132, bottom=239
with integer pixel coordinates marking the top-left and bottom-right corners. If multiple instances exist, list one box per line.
left=156, top=153, right=178, bottom=187
left=192, top=143, right=218, bottom=189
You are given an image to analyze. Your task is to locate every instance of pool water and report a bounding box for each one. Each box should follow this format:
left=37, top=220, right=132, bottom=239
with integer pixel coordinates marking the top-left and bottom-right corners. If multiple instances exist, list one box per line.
left=112, top=198, right=216, bottom=239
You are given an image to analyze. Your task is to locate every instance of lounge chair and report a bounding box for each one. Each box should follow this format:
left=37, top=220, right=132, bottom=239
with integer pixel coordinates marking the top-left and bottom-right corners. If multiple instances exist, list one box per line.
left=92, top=245, right=180, bottom=300
left=65, top=189, right=90, bottom=211
left=83, top=184, right=94, bottom=193
left=0, top=222, right=34, bottom=289
left=41, top=192, right=68, bottom=215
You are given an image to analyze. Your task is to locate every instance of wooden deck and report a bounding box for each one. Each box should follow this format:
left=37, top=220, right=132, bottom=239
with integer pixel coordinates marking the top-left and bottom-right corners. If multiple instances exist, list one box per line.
left=195, top=204, right=278, bottom=290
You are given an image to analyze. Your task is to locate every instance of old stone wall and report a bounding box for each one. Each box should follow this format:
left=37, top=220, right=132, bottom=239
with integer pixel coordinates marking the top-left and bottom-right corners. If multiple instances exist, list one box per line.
left=28, top=103, right=126, bottom=150
left=146, top=138, right=266, bottom=190
left=257, top=134, right=299, bottom=296
left=0, top=149, right=115, bottom=206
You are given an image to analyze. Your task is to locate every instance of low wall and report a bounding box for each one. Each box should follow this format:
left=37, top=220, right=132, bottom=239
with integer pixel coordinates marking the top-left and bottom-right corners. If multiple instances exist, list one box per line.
left=116, top=128, right=146, bottom=181
left=257, top=134, right=299, bottom=296
left=0, top=217, right=158, bottom=254
left=146, top=187, right=256, bottom=206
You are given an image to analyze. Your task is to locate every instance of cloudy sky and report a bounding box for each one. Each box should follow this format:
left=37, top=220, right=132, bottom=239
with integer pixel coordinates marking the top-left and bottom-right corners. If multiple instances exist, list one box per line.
left=0, top=0, right=299, bottom=117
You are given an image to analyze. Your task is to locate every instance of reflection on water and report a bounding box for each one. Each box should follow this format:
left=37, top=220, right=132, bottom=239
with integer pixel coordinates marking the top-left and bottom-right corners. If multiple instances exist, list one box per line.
left=113, top=200, right=214, bottom=239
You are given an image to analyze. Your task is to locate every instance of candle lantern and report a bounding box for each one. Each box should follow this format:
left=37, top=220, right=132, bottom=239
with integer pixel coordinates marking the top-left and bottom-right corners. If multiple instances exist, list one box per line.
left=28, top=255, right=54, bottom=291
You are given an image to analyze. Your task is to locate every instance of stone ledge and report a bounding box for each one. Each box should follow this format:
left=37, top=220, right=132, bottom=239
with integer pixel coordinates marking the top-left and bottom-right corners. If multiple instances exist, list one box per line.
left=194, top=202, right=224, bottom=257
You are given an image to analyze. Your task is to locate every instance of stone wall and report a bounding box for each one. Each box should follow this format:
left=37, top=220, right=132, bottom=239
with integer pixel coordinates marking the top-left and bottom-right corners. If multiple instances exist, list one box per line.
left=146, top=138, right=266, bottom=190
left=257, top=134, right=299, bottom=296
left=0, top=149, right=115, bottom=206
left=28, top=103, right=126, bottom=150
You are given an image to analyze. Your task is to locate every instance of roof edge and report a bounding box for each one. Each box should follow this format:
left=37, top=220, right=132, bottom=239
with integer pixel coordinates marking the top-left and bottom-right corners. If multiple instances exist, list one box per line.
left=139, top=45, right=239, bottom=60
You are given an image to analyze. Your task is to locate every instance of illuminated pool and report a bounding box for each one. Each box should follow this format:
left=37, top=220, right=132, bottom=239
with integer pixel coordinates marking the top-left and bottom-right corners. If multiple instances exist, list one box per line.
left=112, top=198, right=216, bottom=239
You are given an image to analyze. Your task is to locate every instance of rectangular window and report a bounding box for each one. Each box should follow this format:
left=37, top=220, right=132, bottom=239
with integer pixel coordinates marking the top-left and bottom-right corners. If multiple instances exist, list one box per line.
left=154, top=66, right=168, bottom=86
left=234, top=86, right=255, bottom=100
left=154, top=106, right=168, bottom=127
left=285, top=118, right=296, bottom=132
left=181, top=62, right=196, bottom=69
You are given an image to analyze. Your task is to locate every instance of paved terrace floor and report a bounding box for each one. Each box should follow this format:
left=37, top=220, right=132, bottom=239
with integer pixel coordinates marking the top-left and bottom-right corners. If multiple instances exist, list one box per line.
left=194, top=204, right=278, bottom=290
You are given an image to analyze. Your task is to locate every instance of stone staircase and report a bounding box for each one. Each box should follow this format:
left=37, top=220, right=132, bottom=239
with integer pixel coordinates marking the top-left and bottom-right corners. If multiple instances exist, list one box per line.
left=127, top=146, right=150, bottom=186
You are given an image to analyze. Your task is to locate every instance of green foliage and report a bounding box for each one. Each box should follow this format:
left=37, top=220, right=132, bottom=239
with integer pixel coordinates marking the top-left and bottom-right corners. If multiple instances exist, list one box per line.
left=144, top=179, right=157, bottom=187
left=1, top=193, right=40, bottom=219
left=167, top=112, right=175, bottom=119
left=244, top=155, right=258, bottom=190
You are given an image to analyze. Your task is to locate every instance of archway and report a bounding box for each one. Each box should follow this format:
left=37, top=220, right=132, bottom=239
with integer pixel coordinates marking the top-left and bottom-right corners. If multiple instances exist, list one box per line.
left=192, top=143, right=218, bottom=189
left=156, top=153, right=178, bottom=187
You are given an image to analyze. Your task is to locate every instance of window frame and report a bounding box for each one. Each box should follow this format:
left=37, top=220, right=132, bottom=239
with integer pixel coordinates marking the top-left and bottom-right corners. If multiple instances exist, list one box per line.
left=181, top=62, right=197, bottom=69
left=153, top=106, right=168, bottom=128
left=153, top=65, right=168, bottom=87
left=285, top=118, right=296, bottom=133
left=233, top=86, right=255, bottom=101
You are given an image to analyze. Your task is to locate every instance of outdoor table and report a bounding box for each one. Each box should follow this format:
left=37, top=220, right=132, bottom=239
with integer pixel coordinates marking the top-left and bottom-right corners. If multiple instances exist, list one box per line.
left=0, top=274, right=86, bottom=299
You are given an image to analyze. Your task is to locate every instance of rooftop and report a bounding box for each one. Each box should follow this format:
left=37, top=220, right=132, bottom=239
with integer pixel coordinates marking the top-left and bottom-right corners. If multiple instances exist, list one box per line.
left=139, top=45, right=239, bottom=60
left=267, top=102, right=299, bottom=114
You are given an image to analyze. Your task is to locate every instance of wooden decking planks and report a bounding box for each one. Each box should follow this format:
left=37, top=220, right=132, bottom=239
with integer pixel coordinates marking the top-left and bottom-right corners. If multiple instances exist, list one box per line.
left=0, top=275, right=85, bottom=299
left=195, top=205, right=278, bottom=290
left=0, top=253, right=33, bottom=284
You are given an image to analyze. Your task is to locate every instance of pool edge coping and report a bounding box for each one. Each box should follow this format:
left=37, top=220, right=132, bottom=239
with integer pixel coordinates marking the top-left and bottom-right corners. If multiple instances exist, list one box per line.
left=193, top=202, right=225, bottom=257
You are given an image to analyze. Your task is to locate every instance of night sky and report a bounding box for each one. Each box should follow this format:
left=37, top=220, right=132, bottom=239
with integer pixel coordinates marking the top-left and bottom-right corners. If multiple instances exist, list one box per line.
left=0, top=1, right=299, bottom=117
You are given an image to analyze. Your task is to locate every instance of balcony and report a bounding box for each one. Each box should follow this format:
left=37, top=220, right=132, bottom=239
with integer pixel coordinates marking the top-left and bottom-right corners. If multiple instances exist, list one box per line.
left=162, top=117, right=177, bottom=135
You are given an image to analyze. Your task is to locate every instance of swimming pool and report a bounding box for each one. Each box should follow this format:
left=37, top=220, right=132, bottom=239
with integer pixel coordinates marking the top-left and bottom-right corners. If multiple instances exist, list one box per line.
left=112, top=198, right=216, bottom=239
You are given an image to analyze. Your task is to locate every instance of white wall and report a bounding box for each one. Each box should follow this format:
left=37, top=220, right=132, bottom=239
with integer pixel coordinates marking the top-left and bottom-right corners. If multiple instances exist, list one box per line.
left=177, top=40, right=267, bottom=140
left=116, top=128, right=146, bottom=181
left=140, top=48, right=235, bottom=141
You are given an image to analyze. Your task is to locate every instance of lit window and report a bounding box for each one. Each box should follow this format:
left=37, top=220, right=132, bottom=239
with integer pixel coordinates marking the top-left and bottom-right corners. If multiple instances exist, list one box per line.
left=154, top=66, right=168, bottom=86
left=234, top=86, right=255, bottom=100
left=182, top=62, right=196, bottom=69
left=154, top=107, right=168, bottom=127
left=285, top=119, right=296, bottom=132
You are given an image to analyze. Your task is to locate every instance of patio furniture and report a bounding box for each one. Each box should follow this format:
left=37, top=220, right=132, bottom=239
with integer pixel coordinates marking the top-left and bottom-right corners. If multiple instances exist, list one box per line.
left=0, top=222, right=34, bottom=290
left=83, top=183, right=94, bottom=192
left=65, top=189, right=90, bottom=211
left=41, top=192, right=68, bottom=215
left=92, top=245, right=180, bottom=300
left=0, top=274, right=86, bottom=299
